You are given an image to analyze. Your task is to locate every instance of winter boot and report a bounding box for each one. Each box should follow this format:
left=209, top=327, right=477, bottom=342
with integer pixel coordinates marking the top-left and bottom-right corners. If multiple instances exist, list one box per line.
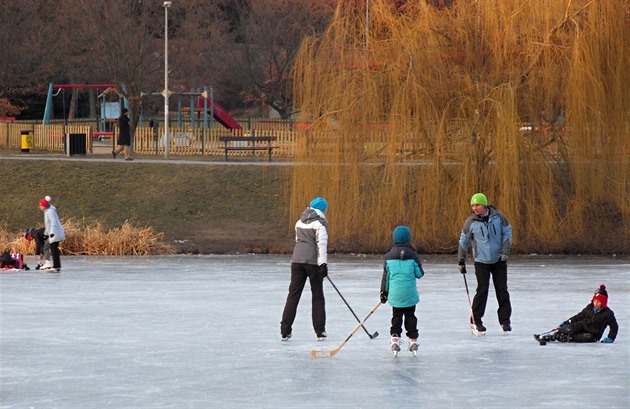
left=553, top=332, right=570, bottom=343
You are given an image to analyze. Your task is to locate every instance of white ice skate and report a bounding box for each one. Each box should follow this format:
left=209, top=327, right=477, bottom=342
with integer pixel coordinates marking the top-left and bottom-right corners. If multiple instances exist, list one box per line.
left=391, top=336, right=401, bottom=357
left=470, top=323, right=486, bottom=337
left=409, top=339, right=418, bottom=357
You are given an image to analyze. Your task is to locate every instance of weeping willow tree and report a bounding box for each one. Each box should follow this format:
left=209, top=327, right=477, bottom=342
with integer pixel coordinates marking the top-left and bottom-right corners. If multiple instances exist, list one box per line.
left=290, top=0, right=629, bottom=254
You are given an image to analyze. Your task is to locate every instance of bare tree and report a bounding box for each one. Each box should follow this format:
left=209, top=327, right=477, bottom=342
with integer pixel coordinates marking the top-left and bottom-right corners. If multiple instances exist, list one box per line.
left=0, top=0, right=63, bottom=113
left=209, top=0, right=335, bottom=118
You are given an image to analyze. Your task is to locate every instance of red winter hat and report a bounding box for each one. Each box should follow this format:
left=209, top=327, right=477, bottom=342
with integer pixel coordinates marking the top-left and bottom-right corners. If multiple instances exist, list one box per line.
left=592, top=284, right=608, bottom=308
left=39, top=198, right=49, bottom=208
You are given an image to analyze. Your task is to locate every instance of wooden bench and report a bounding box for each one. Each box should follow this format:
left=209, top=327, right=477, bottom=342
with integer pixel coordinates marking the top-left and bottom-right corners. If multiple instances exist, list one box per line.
left=218, top=136, right=277, bottom=161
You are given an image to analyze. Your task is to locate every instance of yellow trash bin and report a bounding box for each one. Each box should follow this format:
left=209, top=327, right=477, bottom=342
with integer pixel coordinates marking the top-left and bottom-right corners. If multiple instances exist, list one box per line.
left=21, top=130, right=34, bottom=153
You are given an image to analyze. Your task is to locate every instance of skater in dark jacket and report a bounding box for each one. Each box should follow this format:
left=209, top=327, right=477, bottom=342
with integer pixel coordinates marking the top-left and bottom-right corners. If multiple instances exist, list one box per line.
left=24, top=227, right=50, bottom=270
left=539, top=285, right=618, bottom=343
left=380, top=226, right=425, bottom=355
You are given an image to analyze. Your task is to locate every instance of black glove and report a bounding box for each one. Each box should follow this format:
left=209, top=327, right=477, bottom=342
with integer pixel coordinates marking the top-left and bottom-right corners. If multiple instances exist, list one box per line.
left=458, top=260, right=467, bottom=274
left=380, top=291, right=388, bottom=304
left=319, top=263, right=328, bottom=278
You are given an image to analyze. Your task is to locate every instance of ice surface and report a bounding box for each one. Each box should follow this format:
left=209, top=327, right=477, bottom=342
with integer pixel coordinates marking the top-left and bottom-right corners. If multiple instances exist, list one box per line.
left=1, top=255, right=628, bottom=408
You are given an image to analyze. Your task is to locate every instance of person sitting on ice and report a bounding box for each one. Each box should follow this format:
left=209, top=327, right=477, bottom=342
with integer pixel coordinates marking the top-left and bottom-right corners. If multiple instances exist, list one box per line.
left=539, top=285, right=618, bottom=343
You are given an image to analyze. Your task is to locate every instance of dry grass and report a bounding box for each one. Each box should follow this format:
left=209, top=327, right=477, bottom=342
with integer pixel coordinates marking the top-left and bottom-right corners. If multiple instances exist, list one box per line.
left=0, top=160, right=292, bottom=255
left=0, top=218, right=174, bottom=256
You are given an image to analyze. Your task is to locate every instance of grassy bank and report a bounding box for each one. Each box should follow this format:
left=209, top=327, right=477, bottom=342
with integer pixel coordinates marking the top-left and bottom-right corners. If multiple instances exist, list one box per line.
left=1, top=159, right=293, bottom=254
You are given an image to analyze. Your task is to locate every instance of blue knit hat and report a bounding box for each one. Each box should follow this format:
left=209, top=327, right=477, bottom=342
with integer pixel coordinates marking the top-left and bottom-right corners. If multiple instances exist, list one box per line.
left=309, top=197, right=328, bottom=212
left=393, top=226, right=411, bottom=243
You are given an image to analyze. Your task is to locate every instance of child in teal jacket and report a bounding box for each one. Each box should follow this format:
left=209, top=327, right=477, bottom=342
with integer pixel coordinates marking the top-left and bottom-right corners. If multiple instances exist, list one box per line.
left=380, top=226, right=425, bottom=355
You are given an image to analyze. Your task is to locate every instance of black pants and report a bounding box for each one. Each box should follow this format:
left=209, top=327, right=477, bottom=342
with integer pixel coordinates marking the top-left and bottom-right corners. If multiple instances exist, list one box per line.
left=390, top=306, right=418, bottom=339
left=280, top=263, right=326, bottom=337
left=50, top=241, right=61, bottom=269
left=471, top=260, right=511, bottom=326
left=557, top=323, right=597, bottom=343
left=32, top=227, right=48, bottom=256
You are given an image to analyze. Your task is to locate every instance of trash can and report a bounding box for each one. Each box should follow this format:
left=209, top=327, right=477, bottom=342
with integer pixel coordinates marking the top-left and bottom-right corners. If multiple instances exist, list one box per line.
left=20, top=130, right=34, bottom=153
left=66, top=133, right=87, bottom=155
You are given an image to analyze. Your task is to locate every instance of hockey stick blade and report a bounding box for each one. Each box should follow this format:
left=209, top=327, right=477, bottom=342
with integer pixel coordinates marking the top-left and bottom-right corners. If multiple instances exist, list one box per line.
left=311, top=300, right=382, bottom=358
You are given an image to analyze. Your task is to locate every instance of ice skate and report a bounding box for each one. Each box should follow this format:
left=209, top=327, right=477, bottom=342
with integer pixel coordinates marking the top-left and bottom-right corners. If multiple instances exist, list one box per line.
left=409, top=339, right=418, bottom=357
left=502, top=323, right=512, bottom=335
left=39, top=260, right=58, bottom=273
left=281, top=333, right=292, bottom=342
left=390, top=336, right=401, bottom=357
left=316, top=331, right=327, bottom=341
left=470, top=323, right=486, bottom=337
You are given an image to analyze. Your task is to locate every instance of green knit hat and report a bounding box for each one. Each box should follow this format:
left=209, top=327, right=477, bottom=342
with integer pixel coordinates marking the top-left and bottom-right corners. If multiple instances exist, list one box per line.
left=470, top=193, right=488, bottom=206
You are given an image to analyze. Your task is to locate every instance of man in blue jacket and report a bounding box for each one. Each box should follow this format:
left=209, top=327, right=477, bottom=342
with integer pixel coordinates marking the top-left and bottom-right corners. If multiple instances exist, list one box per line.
left=458, top=193, right=512, bottom=336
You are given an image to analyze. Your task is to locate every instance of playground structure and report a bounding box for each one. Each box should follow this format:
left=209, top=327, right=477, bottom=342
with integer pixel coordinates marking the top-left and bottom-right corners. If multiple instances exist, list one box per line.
left=138, top=86, right=241, bottom=132
left=43, top=83, right=243, bottom=136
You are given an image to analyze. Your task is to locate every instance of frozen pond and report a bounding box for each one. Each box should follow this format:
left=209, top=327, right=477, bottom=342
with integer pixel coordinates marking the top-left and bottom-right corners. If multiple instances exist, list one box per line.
left=1, top=255, right=628, bottom=408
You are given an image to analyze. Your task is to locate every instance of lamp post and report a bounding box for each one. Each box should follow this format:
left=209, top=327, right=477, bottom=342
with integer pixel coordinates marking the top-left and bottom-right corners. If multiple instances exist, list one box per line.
left=163, top=1, right=172, bottom=158
left=365, top=0, right=369, bottom=50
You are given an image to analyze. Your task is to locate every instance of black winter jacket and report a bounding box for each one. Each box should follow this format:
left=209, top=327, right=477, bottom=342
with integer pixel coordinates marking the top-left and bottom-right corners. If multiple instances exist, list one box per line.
left=567, top=303, right=619, bottom=341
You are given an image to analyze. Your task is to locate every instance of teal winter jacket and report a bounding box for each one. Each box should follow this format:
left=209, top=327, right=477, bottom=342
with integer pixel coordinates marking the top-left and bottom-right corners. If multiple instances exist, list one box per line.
left=380, top=244, right=424, bottom=308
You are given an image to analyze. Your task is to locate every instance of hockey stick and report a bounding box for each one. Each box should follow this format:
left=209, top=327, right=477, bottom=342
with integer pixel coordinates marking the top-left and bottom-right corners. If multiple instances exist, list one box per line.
left=535, top=327, right=560, bottom=338
left=311, top=300, right=382, bottom=358
left=462, top=272, right=483, bottom=336
left=326, top=276, right=379, bottom=339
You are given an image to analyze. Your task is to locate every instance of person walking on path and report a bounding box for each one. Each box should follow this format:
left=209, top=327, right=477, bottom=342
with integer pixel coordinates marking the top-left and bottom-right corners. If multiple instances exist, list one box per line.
left=113, top=107, right=133, bottom=160
left=458, top=193, right=512, bottom=336
left=39, top=197, right=65, bottom=272
left=280, top=197, right=329, bottom=342
left=380, top=226, right=425, bottom=356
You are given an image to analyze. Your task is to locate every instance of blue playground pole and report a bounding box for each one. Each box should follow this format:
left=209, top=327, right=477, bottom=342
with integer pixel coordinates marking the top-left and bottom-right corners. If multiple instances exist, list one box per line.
left=177, top=91, right=182, bottom=128
left=203, top=86, right=209, bottom=130
left=42, top=83, right=53, bottom=124
left=190, top=88, right=195, bottom=129
left=210, top=87, right=214, bottom=129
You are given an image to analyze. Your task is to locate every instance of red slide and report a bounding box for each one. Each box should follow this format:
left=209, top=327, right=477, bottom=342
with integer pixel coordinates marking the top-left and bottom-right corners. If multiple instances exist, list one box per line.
left=196, top=97, right=242, bottom=130
left=212, top=101, right=242, bottom=130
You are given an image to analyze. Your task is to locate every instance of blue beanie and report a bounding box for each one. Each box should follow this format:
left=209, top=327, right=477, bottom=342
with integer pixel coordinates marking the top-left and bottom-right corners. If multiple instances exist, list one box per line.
left=393, top=226, right=412, bottom=243
left=309, top=197, right=328, bottom=212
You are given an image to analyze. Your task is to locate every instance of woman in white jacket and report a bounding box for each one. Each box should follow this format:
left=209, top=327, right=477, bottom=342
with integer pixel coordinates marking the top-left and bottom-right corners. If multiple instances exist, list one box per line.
left=39, top=197, right=65, bottom=272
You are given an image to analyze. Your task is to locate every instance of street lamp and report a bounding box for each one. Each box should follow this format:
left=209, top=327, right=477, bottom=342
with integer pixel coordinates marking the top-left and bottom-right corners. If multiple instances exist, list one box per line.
left=163, top=0, right=172, bottom=158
